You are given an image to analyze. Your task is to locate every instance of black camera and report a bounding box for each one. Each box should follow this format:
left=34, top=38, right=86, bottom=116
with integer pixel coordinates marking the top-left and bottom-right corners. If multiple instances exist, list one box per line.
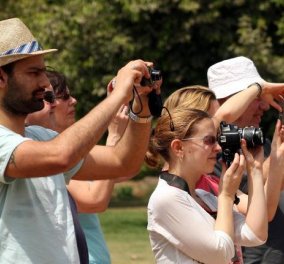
left=218, top=122, right=264, bottom=166
left=141, top=67, right=162, bottom=87
left=140, top=67, right=163, bottom=117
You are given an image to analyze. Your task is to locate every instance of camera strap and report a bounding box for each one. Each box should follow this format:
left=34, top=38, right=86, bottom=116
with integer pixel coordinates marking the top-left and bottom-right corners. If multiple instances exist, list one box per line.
left=160, top=171, right=190, bottom=195
left=160, top=171, right=240, bottom=205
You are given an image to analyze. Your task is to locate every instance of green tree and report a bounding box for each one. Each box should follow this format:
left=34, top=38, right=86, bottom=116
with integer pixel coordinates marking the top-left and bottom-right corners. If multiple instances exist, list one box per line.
left=1, top=0, right=284, bottom=167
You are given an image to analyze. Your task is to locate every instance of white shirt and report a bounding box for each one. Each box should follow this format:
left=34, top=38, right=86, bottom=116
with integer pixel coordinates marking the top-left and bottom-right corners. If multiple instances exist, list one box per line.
left=147, top=178, right=265, bottom=264
left=0, top=125, right=83, bottom=264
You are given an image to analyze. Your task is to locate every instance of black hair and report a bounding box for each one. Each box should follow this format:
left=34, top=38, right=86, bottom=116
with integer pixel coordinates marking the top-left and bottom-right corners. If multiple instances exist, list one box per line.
left=46, top=69, right=68, bottom=95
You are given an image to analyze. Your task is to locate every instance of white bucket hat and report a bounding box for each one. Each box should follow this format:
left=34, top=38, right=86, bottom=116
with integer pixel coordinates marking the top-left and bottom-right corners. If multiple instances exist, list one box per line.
left=207, top=56, right=265, bottom=99
left=0, top=17, right=57, bottom=67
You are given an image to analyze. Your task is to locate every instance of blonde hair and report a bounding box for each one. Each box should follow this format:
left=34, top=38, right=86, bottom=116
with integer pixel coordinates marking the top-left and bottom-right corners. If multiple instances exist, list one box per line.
left=163, top=85, right=216, bottom=113
left=145, top=108, right=210, bottom=168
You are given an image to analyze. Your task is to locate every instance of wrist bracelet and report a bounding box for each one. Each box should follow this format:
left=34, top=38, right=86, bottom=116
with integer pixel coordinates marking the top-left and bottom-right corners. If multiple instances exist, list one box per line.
left=248, top=82, right=262, bottom=98
left=129, top=110, right=153, bottom=124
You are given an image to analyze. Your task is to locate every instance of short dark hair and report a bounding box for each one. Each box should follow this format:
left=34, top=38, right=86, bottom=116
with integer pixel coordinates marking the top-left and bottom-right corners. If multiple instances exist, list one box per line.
left=46, top=70, right=68, bottom=95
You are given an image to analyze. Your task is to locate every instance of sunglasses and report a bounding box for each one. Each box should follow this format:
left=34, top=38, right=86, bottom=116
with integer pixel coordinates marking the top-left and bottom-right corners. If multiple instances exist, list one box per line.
left=56, top=93, right=70, bottom=101
left=182, top=135, right=218, bottom=146
left=44, top=91, right=56, bottom=104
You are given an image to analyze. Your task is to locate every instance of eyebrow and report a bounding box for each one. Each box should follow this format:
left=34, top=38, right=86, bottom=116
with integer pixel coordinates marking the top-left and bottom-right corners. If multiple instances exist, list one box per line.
left=28, top=67, right=47, bottom=72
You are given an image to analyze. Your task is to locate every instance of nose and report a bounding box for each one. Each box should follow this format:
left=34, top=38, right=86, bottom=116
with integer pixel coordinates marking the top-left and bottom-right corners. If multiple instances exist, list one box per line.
left=50, top=99, right=58, bottom=108
left=39, top=72, right=51, bottom=89
left=213, top=142, right=222, bottom=153
left=70, top=96, right=77, bottom=106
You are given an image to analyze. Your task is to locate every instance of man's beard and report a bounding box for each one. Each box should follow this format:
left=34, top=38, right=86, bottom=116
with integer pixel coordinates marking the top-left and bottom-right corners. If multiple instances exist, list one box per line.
left=2, top=75, right=44, bottom=116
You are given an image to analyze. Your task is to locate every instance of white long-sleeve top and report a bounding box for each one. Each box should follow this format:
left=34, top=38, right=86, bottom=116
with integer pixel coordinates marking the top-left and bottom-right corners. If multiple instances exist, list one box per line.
left=147, top=178, right=265, bottom=264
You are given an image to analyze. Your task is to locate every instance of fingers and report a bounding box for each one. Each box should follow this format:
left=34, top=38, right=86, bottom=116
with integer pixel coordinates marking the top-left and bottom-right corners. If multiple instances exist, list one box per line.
left=240, top=139, right=252, bottom=163
left=226, top=152, right=245, bottom=178
left=270, top=99, right=282, bottom=112
left=116, top=104, right=129, bottom=119
left=107, top=78, right=115, bottom=95
left=221, top=152, right=245, bottom=196
left=272, top=119, right=281, bottom=146
left=128, top=59, right=150, bottom=79
left=220, top=160, right=226, bottom=179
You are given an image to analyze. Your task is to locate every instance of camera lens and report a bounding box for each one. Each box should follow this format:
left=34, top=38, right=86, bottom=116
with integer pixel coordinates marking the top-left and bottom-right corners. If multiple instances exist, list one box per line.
left=242, top=127, right=264, bottom=148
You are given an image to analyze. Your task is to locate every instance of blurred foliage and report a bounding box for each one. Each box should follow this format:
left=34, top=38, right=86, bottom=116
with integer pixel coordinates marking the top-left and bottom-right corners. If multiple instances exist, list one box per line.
left=1, top=0, right=284, bottom=174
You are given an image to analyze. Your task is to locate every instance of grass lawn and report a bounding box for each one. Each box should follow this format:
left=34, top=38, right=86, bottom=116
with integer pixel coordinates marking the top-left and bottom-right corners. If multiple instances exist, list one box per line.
left=99, top=207, right=155, bottom=264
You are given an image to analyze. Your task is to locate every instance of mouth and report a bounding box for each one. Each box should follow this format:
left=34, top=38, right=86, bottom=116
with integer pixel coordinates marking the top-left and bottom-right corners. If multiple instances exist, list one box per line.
left=33, top=89, right=45, bottom=101
left=68, top=109, right=76, bottom=116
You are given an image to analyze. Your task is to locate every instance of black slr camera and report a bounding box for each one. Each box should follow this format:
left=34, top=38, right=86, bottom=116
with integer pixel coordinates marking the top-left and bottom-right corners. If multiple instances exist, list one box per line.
left=141, top=67, right=163, bottom=117
left=218, top=122, right=264, bottom=166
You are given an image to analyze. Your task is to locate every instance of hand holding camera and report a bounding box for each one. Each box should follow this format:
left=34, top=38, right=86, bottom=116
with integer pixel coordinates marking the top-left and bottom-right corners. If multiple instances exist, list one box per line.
left=140, top=67, right=163, bottom=117
left=218, top=122, right=264, bottom=167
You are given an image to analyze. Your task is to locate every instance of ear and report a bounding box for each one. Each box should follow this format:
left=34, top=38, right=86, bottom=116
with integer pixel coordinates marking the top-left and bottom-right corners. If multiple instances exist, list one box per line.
left=0, top=68, right=8, bottom=89
left=170, top=139, right=184, bottom=158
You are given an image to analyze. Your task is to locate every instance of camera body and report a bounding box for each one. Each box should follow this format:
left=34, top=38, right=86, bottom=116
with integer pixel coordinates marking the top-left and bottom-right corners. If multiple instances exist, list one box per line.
left=141, top=67, right=162, bottom=87
left=141, top=67, right=163, bottom=117
left=218, top=122, right=264, bottom=166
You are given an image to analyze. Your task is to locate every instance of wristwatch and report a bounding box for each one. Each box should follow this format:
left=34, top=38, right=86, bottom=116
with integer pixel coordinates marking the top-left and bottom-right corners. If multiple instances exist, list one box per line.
left=129, top=110, right=153, bottom=124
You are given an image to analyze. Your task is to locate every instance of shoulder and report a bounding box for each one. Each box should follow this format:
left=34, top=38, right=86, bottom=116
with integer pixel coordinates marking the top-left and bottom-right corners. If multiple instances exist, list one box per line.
left=25, top=125, right=58, bottom=141
left=149, top=178, right=194, bottom=212
left=0, top=125, right=30, bottom=148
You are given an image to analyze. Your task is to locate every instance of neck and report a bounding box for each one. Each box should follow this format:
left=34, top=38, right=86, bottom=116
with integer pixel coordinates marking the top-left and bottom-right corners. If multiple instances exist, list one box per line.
left=0, top=109, right=26, bottom=135
left=168, top=167, right=201, bottom=197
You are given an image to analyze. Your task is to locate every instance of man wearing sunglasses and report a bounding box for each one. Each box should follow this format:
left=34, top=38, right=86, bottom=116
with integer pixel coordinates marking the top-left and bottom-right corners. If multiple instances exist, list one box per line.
left=0, top=18, right=159, bottom=264
left=208, top=56, right=284, bottom=264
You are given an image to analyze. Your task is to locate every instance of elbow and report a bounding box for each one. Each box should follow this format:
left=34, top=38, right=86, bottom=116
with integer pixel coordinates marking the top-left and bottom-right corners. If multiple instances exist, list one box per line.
left=77, top=196, right=111, bottom=213
left=90, top=198, right=110, bottom=213
left=268, top=215, right=274, bottom=222
left=116, top=160, right=140, bottom=179
left=125, top=168, right=140, bottom=178
left=253, top=228, right=268, bottom=244
left=221, top=112, right=233, bottom=123
left=77, top=201, right=109, bottom=213
left=56, top=150, right=80, bottom=172
left=268, top=209, right=277, bottom=222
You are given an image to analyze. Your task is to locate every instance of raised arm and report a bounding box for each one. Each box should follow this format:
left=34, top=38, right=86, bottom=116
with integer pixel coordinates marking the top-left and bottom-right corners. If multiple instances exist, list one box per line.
left=5, top=59, right=152, bottom=178
left=215, top=153, right=245, bottom=241
left=213, top=82, right=284, bottom=128
left=67, top=104, right=130, bottom=212
left=240, top=140, right=267, bottom=241
left=73, top=67, right=162, bottom=180
left=264, top=120, right=284, bottom=221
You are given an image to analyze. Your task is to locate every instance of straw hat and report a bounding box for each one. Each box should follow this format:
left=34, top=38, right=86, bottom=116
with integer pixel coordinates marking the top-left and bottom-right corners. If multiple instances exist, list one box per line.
left=207, top=56, right=265, bottom=99
left=0, top=18, right=57, bottom=67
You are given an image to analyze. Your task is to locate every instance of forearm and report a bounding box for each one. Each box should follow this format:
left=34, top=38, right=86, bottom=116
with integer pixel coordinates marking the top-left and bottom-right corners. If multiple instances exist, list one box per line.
left=6, top=91, right=126, bottom=178
left=245, top=168, right=267, bottom=240
left=55, top=91, right=126, bottom=165
left=265, top=166, right=283, bottom=221
left=215, top=194, right=234, bottom=240
left=214, top=84, right=260, bottom=126
left=67, top=179, right=115, bottom=213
